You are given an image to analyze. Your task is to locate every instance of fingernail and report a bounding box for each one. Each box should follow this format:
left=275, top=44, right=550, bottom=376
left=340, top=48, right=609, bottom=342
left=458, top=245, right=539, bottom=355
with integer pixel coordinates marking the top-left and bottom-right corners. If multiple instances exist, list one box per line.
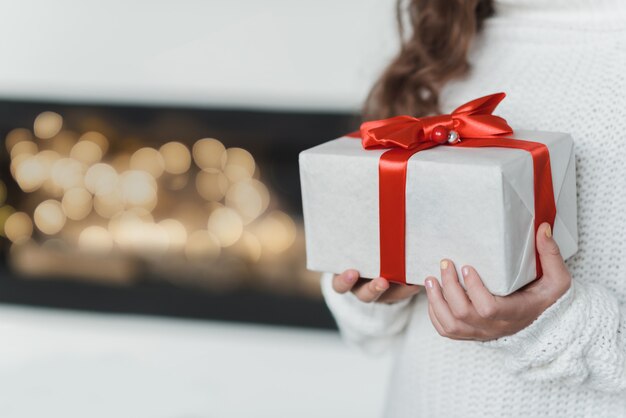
left=373, top=278, right=387, bottom=292
left=462, top=266, right=469, bottom=277
left=426, top=278, right=434, bottom=289
left=344, top=271, right=357, bottom=283
left=545, top=224, right=552, bottom=238
left=440, top=259, right=449, bottom=270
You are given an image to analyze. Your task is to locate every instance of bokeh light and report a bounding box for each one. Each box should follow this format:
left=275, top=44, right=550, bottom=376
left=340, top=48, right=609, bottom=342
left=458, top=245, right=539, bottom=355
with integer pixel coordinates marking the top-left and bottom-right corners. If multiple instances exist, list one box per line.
left=255, top=211, right=296, bottom=254
left=62, top=187, right=92, bottom=221
left=193, top=138, right=225, bottom=170
left=14, top=156, right=46, bottom=192
left=5, top=128, right=33, bottom=153
left=36, top=150, right=61, bottom=173
left=70, top=140, right=103, bottom=165
left=222, top=147, right=255, bottom=182
left=4, top=128, right=33, bottom=154
left=94, top=188, right=125, bottom=219
left=78, top=226, right=114, bottom=254
left=3, top=211, right=32, bottom=243
left=196, top=170, right=228, bottom=201
left=225, top=178, right=269, bottom=223
left=130, top=147, right=165, bottom=178
left=33, top=111, right=63, bottom=139
left=10, top=140, right=37, bottom=159
left=34, top=200, right=66, bottom=235
left=84, top=163, right=118, bottom=194
left=51, top=158, right=85, bottom=190
left=120, top=170, right=158, bottom=211
left=160, top=141, right=191, bottom=175
left=207, top=207, right=243, bottom=247
left=3, top=107, right=304, bottom=291
left=0, top=205, right=15, bottom=236
left=79, top=131, right=109, bottom=154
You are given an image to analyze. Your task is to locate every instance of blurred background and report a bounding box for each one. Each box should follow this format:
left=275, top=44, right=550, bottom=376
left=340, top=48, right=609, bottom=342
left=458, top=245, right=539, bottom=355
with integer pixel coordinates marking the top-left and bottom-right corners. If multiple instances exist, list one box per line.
left=0, top=1, right=398, bottom=417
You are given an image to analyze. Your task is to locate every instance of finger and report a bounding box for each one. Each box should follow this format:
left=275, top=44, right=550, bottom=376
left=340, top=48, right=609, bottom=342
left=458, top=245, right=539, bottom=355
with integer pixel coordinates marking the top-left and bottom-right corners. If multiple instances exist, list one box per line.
left=440, top=259, right=474, bottom=321
left=332, top=270, right=359, bottom=294
left=462, top=265, right=523, bottom=320
left=425, top=277, right=476, bottom=338
left=428, top=302, right=446, bottom=336
left=353, top=277, right=389, bottom=303
left=536, top=222, right=569, bottom=279
left=377, top=283, right=422, bottom=303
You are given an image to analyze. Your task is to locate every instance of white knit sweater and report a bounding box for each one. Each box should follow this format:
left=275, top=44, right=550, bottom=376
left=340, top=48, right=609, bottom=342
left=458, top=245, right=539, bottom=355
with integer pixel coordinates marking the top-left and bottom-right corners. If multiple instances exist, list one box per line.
left=322, top=1, right=626, bottom=416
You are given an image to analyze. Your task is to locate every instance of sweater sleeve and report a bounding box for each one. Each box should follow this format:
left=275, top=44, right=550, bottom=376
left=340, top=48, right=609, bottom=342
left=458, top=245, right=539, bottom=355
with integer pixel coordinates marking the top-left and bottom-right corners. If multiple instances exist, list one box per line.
left=321, top=272, right=416, bottom=354
left=483, top=278, right=626, bottom=393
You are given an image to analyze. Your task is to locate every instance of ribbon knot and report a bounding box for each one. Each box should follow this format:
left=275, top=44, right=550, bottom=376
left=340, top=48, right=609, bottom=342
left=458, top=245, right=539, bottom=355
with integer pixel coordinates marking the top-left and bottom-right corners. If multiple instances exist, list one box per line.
left=360, top=92, right=513, bottom=150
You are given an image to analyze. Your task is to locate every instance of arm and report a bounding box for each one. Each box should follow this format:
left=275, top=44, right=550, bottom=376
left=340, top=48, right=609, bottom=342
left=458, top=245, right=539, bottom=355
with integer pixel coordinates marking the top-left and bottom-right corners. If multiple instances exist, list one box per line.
left=423, top=222, right=626, bottom=393
left=485, top=279, right=626, bottom=393
left=321, top=271, right=419, bottom=354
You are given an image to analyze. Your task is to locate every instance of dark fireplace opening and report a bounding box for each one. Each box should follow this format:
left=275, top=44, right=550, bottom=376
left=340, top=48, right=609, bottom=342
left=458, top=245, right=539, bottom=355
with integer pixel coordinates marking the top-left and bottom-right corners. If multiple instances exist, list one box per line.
left=0, top=99, right=358, bottom=329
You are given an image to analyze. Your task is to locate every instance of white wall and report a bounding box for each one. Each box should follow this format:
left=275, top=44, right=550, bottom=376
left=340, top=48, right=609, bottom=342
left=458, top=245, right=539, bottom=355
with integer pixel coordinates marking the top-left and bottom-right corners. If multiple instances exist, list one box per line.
left=0, top=0, right=398, bottom=111
left=0, top=305, right=391, bottom=418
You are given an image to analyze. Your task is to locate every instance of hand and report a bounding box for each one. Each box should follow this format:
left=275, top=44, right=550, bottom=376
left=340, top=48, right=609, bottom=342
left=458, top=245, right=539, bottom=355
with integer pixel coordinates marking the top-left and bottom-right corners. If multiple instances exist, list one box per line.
left=424, top=223, right=571, bottom=341
left=332, top=270, right=422, bottom=304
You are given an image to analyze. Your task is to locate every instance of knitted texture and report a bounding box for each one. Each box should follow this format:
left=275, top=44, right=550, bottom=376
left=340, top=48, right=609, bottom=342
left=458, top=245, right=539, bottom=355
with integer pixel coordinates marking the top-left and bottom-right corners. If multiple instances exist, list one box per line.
left=322, top=2, right=626, bottom=416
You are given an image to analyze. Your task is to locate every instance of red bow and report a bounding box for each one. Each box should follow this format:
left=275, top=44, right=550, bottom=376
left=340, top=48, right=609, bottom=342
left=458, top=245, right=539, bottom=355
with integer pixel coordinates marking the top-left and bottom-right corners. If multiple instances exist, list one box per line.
left=360, top=92, right=513, bottom=150
left=348, top=93, right=555, bottom=284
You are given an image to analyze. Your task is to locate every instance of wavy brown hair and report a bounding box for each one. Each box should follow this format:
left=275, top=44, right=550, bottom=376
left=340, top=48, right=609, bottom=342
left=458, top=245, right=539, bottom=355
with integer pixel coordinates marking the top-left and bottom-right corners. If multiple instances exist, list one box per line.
left=363, top=0, right=495, bottom=120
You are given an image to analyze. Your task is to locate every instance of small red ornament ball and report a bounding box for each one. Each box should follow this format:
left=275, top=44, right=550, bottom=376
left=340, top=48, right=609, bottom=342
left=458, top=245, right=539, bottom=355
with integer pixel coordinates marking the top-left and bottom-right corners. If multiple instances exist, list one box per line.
left=431, top=125, right=449, bottom=144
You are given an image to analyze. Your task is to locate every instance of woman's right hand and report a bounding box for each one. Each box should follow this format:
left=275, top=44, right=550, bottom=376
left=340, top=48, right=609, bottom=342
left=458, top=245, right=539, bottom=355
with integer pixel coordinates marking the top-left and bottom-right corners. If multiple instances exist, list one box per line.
left=332, top=269, right=422, bottom=304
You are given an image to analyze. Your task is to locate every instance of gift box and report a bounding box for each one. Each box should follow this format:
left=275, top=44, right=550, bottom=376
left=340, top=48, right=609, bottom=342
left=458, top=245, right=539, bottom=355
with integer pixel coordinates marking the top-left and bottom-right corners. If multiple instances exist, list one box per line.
left=299, top=94, right=578, bottom=296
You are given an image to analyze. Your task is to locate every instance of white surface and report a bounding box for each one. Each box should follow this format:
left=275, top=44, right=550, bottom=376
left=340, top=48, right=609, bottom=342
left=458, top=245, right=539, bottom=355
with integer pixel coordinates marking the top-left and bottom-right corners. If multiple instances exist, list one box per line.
left=0, top=304, right=390, bottom=418
left=0, top=0, right=397, bottom=111
left=300, top=130, right=578, bottom=295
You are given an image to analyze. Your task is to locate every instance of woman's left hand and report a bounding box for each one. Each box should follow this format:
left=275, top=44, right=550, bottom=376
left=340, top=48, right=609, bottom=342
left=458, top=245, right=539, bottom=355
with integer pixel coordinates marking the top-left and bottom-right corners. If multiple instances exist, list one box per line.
left=424, top=223, right=572, bottom=341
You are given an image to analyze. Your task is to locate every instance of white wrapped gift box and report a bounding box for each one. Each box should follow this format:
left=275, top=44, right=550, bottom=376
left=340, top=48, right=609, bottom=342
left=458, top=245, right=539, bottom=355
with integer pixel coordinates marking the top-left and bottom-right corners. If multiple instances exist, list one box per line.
left=299, top=129, right=578, bottom=296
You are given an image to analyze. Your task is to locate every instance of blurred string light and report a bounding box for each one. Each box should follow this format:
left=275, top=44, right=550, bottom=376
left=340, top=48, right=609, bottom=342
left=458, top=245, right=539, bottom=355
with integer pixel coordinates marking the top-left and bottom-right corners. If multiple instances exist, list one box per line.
left=10, top=140, right=37, bottom=159
left=196, top=170, right=228, bottom=201
left=4, top=212, right=33, bottom=243
left=2, top=110, right=298, bottom=270
left=51, top=158, right=85, bottom=190
left=78, top=225, right=113, bottom=254
left=222, top=148, right=255, bottom=182
left=79, top=131, right=109, bottom=154
left=130, top=147, right=164, bottom=178
left=84, top=163, right=118, bottom=194
left=255, top=211, right=297, bottom=254
left=192, top=138, right=225, bottom=170
left=34, top=200, right=66, bottom=235
left=0, top=206, right=16, bottom=237
left=15, top=155, right=45, bottom=192
left=5, top=128, right=33, bottom=153
left=33, top=111, right=63, bottom=139
left=159, top=141, right=191, bottom=175
left=70, top=140, right=102, bottom=165
left=61, top=187, right=92, bottom=221
left=207, top=207, right=243, bottom=247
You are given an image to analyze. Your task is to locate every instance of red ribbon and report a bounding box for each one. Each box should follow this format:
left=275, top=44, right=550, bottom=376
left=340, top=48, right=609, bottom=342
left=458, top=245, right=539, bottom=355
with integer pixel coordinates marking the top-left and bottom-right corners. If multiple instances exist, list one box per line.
left=347, top=93, right=556, bottom=284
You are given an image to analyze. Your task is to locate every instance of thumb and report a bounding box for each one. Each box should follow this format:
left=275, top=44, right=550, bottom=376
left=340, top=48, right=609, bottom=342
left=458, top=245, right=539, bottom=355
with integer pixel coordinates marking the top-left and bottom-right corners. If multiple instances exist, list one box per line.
left=536, top=222, right=567, bottom=277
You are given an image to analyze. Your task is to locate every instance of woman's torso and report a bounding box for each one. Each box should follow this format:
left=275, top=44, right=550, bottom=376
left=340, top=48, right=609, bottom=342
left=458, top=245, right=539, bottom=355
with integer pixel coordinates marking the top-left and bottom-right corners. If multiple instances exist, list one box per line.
left=384, top=4, right=626, bottom=416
